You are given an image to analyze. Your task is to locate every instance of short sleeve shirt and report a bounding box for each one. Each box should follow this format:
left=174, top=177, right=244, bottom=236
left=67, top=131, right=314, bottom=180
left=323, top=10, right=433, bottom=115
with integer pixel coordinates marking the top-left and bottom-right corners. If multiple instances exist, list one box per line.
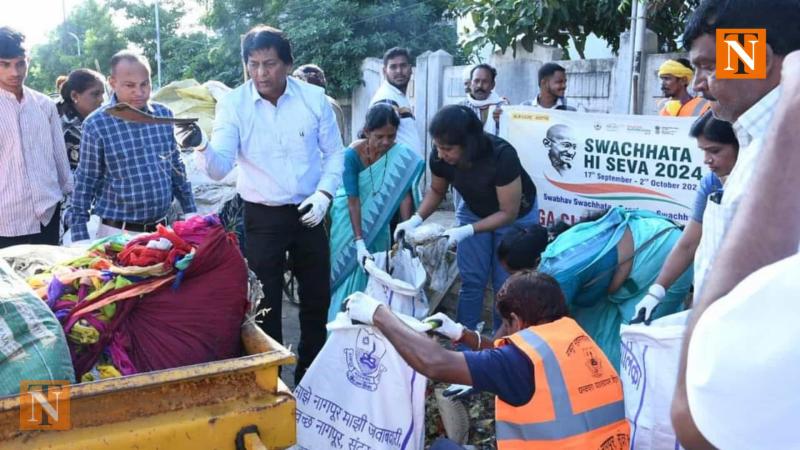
left=343, top=147, right=365, bottom=197
left=429, top=134, right=537, bottom=218
left=692, top=172, right=722, bottom=223
left=463, top=343, right=535, bottom=406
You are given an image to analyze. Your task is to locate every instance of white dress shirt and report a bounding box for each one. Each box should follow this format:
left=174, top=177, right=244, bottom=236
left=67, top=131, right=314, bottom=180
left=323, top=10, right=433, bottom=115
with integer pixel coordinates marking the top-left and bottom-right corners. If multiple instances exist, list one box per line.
left=693, top=87, right=779, bottom=296
left=196, top=78, right=344, bottom=206
left=370, top=81, right=422, bottom=155
left=0, top=86, right=73, bottom=237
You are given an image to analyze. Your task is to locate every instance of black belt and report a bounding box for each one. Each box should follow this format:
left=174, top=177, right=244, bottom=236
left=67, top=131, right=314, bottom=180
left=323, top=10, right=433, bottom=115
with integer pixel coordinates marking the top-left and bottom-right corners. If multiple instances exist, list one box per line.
left=101, top=218, right=166, bottom=233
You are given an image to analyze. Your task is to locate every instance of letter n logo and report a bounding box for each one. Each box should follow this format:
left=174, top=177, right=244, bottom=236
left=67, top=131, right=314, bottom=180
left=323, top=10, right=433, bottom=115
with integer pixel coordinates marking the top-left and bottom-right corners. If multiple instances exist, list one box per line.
left=19, top=381, right=71, bottom=430
left=716, top=29, right=767, bottom=79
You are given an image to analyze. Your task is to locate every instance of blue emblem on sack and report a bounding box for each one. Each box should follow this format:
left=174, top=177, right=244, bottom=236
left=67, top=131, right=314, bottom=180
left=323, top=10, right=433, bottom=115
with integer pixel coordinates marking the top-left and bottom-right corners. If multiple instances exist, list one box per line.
left=344, top=329, right=388, bottom=391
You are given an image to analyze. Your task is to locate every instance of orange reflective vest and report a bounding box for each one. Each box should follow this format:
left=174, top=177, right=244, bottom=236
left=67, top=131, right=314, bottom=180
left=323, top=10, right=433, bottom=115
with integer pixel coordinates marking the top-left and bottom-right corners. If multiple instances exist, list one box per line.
left=494, top=318, right=630, bottom=450
left=659, top=96, right=711, bottom=117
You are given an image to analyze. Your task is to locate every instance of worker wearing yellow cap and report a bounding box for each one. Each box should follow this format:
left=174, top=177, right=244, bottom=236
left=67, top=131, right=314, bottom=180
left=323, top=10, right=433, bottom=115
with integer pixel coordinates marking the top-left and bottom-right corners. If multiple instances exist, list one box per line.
left=657, top=59, right=711, bottom=117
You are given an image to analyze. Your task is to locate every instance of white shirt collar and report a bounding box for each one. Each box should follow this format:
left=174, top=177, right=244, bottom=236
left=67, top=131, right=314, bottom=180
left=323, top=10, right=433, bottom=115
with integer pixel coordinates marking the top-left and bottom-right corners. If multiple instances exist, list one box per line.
left=248, top=77, right=295, bottom=104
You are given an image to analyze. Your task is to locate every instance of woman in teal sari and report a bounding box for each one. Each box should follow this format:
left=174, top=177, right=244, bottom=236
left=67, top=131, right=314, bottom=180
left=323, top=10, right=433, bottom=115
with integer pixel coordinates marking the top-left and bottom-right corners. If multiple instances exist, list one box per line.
left=328, top=104, right=424, bottom=321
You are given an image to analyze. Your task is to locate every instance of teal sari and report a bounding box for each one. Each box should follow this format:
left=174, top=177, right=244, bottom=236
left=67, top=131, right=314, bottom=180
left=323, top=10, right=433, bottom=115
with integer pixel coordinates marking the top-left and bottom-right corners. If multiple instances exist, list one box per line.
left=328, top=143, right=424, bottom=322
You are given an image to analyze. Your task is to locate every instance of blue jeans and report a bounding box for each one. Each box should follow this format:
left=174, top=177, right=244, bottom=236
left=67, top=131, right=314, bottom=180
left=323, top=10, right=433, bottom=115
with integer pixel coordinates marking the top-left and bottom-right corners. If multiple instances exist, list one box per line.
left=455, top=202, right=539, bottom=333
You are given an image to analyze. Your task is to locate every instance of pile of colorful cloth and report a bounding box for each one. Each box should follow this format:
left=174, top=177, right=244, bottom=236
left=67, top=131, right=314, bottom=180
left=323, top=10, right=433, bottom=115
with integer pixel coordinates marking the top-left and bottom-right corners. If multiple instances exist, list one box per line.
left=24, top=215, right=250, bottom=382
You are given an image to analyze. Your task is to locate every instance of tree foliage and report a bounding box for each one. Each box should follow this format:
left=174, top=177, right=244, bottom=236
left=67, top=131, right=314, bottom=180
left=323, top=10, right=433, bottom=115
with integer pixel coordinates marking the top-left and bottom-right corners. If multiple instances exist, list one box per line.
left=28, top=0, right=461, bottom=96
left=200, top=0, right=463, bottom=96
left=27, top=0, right=127, bottom=93
left=452, top=0, right=699, bottom=59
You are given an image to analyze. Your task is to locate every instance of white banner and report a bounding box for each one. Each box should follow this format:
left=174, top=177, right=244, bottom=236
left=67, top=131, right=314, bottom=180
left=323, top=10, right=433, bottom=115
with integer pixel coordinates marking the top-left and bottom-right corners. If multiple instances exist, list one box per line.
left=499, top=107, right=706, bottom=226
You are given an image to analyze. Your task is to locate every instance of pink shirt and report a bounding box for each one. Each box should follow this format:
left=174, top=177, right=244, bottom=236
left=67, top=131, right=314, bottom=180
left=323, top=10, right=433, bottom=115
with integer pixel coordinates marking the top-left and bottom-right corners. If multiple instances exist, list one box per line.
left=0, top=86, right=73, bottom=237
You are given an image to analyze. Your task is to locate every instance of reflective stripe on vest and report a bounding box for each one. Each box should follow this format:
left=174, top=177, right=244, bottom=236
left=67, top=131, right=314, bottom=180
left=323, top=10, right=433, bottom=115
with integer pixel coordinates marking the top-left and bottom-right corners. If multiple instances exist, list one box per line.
left=689, top=97, right=709, bottom=116
left=495, top=328, right=626, bottom=441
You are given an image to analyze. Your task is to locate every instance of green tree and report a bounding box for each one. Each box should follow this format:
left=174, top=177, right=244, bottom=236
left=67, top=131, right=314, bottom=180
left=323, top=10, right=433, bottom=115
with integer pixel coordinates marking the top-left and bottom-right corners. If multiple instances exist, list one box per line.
left=109, top=0, right=223, bottom=87
left=201, top=0, right=463, bottom=96
left=27, top=0, right=126, bottom=93
left=452, top=0, right=700, bottom=59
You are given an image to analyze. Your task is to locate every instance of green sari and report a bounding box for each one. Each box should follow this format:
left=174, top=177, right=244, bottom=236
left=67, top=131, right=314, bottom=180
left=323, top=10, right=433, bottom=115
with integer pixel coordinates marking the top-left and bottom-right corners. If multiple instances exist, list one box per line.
left=328, top=143, right=424, bottom=322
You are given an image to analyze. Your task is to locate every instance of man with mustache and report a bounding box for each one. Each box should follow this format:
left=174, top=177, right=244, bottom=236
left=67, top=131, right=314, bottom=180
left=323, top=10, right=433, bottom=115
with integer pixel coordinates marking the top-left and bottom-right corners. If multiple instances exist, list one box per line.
left=370, top=47, right=422, bottom=155
left=493, top=62, right=576, bottom=123
left=459, top=63, right=509, bottom=135
left=657, top=58, right=710, bottom=117
left=0, top=26, right=73, bottom=248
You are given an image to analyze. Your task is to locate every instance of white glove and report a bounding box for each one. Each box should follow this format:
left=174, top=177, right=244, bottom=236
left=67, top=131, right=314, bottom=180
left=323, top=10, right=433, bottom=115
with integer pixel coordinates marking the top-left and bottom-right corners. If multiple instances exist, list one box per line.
left=298, top=191, right=331, bottom=228
left=632, top=284, right=666, bottom=322
left=355, top=239, right=373, bottom=268
left=344, top=292, right=384, bottom=325
left=424, top=312, right=464, bottom=341
left=442, top=383, right=475, bottom=400
left=394, top=213, right=423, bottom=241
left=443, top=224, right=474, bottom=248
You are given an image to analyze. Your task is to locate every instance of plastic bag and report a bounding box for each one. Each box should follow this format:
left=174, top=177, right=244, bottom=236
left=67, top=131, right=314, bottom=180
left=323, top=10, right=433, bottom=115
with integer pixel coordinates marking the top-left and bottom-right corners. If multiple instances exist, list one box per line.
left=364, top=247, right=428, bottom=319
left=294, top=313, right=429, bottom=450
left=620, top=310, right=689, bottom=450
left=0, top=259, right=74, bottom=396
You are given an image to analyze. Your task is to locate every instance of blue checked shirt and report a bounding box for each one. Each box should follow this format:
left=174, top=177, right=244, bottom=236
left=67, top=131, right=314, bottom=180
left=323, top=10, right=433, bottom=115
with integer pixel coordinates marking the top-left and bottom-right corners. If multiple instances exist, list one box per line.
left=69, top=96, right=196, bottom=241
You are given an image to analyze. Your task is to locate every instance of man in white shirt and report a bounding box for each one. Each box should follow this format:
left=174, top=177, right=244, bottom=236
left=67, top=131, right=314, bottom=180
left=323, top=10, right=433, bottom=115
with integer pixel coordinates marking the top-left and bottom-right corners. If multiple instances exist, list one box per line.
left=370, top=47, right=422, bottom=155
left=493, top=62, right=576, bottom=123
left=459, top=63, right=508, bottom=135
left=669, top=1, right=800, bottom=448
left=521, top=63, right=576, bottom=111
left=0, top=26, right=72, bottom=248
left=674, top=47, right=800, bottom=450
left=187, top=25, right=345, bottom=384
left=680, top=0, right=796, bottom=299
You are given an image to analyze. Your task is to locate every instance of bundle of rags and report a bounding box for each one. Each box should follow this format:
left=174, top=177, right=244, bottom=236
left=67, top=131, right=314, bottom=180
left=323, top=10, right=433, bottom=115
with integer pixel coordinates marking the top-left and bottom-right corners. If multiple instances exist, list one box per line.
left=27, top=215, right=249, bottom=381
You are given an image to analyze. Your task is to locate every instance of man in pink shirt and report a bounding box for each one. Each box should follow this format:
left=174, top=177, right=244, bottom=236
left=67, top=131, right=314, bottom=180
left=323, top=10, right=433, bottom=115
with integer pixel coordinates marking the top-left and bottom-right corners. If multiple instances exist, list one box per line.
left=0, top=26, right=72, bottom=248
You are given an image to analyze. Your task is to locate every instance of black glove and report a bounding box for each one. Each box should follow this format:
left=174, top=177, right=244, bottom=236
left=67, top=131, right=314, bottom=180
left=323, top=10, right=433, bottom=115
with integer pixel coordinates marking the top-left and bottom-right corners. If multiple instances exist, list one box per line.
left=174, top=122, right=204, bottom=149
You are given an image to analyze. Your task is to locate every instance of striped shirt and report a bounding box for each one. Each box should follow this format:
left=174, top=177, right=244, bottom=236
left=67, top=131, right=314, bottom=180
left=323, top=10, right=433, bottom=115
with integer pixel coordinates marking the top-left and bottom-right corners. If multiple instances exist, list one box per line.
left=69, top=96, right=196, bottom=241
left=693, top=86, right=780, bottom=296
left=0, top=86, right=73, bottom=237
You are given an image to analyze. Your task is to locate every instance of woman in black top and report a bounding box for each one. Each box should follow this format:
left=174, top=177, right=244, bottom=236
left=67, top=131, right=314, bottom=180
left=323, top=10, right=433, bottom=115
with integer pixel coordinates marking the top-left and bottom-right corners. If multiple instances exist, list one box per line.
left=394, top=105, right=539, bottom=332
left=56, top=69, right=105, bottom=170
left=56, top=69, right=105, bottom=237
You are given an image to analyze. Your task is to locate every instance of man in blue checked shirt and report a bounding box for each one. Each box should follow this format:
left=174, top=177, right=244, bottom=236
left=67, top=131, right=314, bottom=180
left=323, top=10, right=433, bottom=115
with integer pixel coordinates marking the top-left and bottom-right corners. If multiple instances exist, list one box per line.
left=68, top=51, right=196, bottom=241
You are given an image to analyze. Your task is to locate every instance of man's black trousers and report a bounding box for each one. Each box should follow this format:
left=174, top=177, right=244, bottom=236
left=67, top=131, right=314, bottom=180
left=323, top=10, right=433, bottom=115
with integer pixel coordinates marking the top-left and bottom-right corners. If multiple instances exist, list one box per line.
left=244, top=201, right=330, bottom=384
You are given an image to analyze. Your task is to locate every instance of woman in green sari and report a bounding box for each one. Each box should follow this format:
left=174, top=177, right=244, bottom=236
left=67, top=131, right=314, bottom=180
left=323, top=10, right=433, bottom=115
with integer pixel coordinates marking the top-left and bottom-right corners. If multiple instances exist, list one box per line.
left=328, top=104, right=424, bottom=321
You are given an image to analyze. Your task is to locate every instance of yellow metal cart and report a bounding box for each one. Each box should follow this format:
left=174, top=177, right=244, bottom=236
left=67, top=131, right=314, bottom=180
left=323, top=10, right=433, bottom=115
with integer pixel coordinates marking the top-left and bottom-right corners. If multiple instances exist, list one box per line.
left=0, top=323, right=296, bottom=450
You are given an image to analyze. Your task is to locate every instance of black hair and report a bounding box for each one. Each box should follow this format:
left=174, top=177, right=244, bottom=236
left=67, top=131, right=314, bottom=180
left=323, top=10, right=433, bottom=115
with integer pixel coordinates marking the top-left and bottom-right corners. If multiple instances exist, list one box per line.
left=59, top=69, right=105, bottom=110
left=498, top=225, right=549, bottom=271
left=470, top=63, right=497, bottom=82
left=0, top=26, right=26, bottom=59
left=358, top=103, right=400, bottom=138
left=689, top=110, right=740, bottom=151
left=428, top=104, right=489, bottom=164
left=538, top=62, right=566, bottom=85
left=110, top=50, right=151, bottom=74
left=241, top=25, right=293, bottom=65
left=676, top=58, right=693, bottom=70
left=382, top=47, right=411, bottom=66
left=497, top=270, right=569, bottom=326
left=683, top=0, right=800, bottom=55
left=293, top=64, right=325, bottom=88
